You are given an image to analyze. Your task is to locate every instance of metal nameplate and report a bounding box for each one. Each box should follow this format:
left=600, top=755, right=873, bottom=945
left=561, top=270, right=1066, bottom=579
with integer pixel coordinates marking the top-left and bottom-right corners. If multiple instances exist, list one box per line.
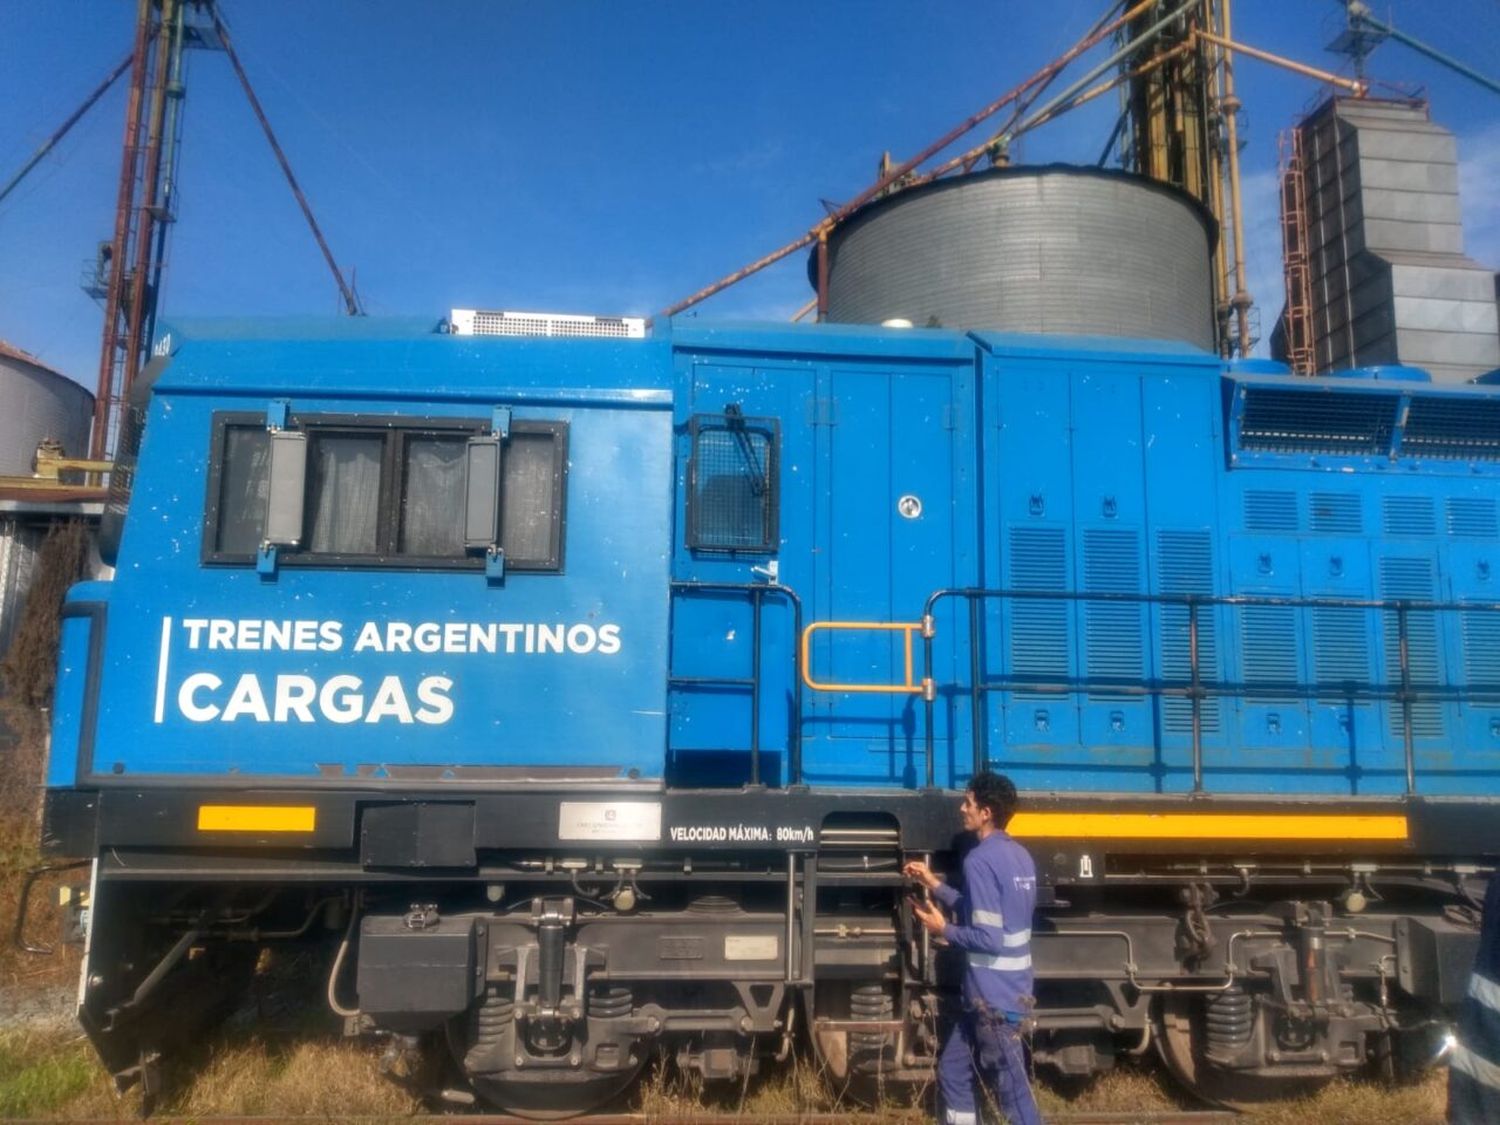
left=557, top=800, right=662, bottom=842
left=724, top=934, right=779, bottom=961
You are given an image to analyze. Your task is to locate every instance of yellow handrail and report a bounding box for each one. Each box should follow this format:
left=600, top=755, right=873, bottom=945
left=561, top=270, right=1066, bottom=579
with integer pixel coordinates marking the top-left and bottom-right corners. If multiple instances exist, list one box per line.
left=800, top=621, right=929, bottom=695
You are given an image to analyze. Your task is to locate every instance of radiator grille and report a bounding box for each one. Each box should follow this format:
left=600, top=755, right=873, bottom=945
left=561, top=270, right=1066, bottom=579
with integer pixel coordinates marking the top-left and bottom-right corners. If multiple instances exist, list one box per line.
left=1313, top=606, right=1369, bottom=701
left=1383, top=496, right=1436, bottom=537
left=1380, top=557, right=1444, bottom=739
left=1462, top=607, right=1500, bottom=696
left=1008, top=527, right=1069, bottom=697
left=1403, top=396, right=1500, bottom=461
left=1241, top=605, right=1300, bottom=702
left=1238, top=388, right=1398, bottom=456
left=1156, top=530, right=1221, bottom=734
left=1083, top=529, right=1142, bottom=700
left=450, top=308, right=646, bottom=339
left=1244, top=490, right=1299, bottom=532
left=1309, top=492, right=1362, bottom=534
left=1447, top=497, right=1498, bottom=539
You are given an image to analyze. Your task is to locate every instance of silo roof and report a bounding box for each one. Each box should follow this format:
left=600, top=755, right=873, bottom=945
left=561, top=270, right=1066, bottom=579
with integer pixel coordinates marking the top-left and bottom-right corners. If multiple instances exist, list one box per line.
left=0, top=338, right=70, bottom=382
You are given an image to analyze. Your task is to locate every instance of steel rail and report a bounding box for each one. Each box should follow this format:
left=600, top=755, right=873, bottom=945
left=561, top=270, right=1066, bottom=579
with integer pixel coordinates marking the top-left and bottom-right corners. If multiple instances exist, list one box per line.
left=53, top=1113, right=1240, bottom=1124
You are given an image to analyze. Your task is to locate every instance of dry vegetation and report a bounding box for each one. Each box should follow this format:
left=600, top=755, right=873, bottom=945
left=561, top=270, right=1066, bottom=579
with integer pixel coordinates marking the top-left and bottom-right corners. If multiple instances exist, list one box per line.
left=0, top=1016, right=1450, bottom=1122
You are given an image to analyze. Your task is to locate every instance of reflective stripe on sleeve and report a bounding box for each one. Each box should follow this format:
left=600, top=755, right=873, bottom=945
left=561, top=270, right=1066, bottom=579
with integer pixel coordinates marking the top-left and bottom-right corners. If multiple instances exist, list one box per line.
left=968, top=950, right=1033, bottom=972
left=1452, top=1040, right=1500, bottom=1090
left=1002, top=928, right=1031, bottom=948
left=1471, top=971, right=1500, bottom=1015
left=944, top=1111, right=978, bottom=1125
left=972, top=909, right=1004, bottom=928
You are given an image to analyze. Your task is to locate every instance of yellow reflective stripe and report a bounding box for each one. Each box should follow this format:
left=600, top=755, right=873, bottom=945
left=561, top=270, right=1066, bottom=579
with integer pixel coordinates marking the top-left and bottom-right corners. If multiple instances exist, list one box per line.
left=197, top=805, right=316, bottom=833
left=1007, top=811, right=1407, bottom=841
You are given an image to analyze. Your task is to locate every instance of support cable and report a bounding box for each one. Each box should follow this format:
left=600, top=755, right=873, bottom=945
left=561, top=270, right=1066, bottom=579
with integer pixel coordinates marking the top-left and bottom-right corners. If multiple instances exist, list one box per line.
left=0, top=54, right=132, bottom=210
left=209, top=5, right=362, bottom=316
left=656, top=0, right=1145, bottom=320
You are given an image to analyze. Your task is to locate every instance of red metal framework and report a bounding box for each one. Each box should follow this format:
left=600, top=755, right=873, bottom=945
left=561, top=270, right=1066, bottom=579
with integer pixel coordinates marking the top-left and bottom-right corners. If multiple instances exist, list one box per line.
left=82, top=0, right=358, bottom=459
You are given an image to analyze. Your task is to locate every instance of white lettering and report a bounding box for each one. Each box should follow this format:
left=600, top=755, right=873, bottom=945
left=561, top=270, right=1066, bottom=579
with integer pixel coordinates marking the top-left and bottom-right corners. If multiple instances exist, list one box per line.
left=414, top=622, right=441, bottom=654
left=235, top=619, right=262, bottom=650
left=353, top=621, right=383, bottom=653
left=319, top=675, right=363, bottom=723
left=566, top=624, right=597, bottom=654
left=537, top=623, right=565, bottom=654
left=415, top=676, right=455, bottom=724
left=221, top=673, right=271, bottom=722
left=273, top=674, right=317, bottom=722
left=264, top=620, right=292, bottom=650
left=183, top=619, right=208, bottom=649
left=319, top=621, right=342, bottom=652
left=597, top=624, right=622, bottom=655
left=293, top=620, right=318, bottom=651
left=365, top=676, right=414, bottom=724
left=208, top=620, right=234, bottom=650
left=178, top=672, right=222, bottom=721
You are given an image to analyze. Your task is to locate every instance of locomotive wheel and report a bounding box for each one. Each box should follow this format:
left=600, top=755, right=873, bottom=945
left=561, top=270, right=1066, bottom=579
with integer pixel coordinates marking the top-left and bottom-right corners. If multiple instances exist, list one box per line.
left=467, top=1070, right=642, bottom=1121
left=1156, top=995, right=1330, bottom=1109
left=446, top=1020, right=644, bottom=1120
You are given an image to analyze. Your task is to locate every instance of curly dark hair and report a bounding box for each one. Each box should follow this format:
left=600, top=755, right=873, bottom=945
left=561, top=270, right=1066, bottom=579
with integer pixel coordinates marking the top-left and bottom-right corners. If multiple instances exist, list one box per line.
left=967, top=771, right=1019, bottom=828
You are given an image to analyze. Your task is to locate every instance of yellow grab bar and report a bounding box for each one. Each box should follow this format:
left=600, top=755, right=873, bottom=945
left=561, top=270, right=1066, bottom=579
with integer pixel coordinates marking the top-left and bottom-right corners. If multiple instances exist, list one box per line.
left=800, top=621, right=931, bottom=695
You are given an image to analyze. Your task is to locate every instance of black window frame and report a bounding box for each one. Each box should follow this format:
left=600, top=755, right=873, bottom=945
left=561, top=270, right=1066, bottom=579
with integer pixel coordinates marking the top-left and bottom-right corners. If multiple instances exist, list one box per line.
left=202, top=410, right=568, bottom=572
left=686, top=410, right=780, bottom=554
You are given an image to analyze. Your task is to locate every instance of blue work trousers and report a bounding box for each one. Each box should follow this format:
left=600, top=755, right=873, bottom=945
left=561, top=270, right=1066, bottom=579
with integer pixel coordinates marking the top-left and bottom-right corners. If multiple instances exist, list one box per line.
left=936, top=1005, right=1041, bottom=1125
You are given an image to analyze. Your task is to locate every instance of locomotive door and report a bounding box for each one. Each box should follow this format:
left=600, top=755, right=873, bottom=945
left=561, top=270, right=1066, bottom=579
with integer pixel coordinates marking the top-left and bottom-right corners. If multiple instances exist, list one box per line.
left=672, top=359, right=964, bottom=789
left=807, top=364, right=963, bottom=787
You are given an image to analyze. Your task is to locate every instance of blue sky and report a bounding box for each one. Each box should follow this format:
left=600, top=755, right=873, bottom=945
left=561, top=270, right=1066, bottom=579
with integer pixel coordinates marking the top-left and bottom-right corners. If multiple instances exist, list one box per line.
left=1, top=1, right=1497, bottom=389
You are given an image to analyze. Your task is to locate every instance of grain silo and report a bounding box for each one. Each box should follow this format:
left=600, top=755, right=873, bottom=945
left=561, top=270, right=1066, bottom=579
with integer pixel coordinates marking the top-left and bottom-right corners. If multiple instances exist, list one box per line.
left=816, top=165, right=1217, bottom=350
left=0, top=341, right=97, bottom=661
left=0, top=341, right=94, bottom=474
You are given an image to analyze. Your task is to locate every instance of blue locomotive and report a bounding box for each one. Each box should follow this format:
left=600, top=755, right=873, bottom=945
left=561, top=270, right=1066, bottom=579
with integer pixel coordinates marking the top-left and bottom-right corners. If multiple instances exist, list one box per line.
left=38, top=310, right=1500, bottom=1112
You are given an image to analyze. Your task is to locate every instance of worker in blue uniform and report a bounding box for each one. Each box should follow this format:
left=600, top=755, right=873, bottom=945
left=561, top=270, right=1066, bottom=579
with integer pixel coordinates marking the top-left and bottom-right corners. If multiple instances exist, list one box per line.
left=1450, top=873, right=1500, bottom=1122
left=905, top=771, right=1040, bottom=1125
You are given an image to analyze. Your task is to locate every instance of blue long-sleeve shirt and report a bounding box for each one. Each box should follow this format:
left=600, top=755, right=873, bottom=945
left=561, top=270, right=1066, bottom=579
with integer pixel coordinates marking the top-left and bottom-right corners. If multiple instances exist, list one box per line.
left=1451, top=875, right=1500, bottom=1122
left=932, top=830, right=1037, bottom=1015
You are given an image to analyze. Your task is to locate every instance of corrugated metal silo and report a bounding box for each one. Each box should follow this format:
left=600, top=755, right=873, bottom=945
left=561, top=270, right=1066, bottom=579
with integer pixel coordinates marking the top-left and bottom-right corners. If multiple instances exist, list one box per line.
left=819, top=165, right=1217, bottom=350
left=0, top=341, right=94, bottom=475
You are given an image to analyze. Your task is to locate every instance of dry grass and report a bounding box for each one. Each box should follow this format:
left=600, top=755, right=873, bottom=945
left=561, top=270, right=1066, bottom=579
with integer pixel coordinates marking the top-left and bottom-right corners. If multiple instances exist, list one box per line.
left=0, top=1015, right=1454, bottom=1121
left=0, top=813, right=82, bottom=996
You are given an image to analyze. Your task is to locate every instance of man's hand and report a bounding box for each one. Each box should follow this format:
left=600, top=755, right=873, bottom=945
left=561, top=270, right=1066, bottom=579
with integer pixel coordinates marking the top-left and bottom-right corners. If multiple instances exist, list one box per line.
left=912, top=897, right=947, bottom=937
left=903, top=860, right=940, bottom=890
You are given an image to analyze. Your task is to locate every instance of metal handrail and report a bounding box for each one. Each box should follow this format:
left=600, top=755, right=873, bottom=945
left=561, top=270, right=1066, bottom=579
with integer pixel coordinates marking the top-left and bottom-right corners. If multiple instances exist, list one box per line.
left=668, top=581, right=804, bottom=786
left=916, top=587, right=1500, bottom=797
left=799, top=621, right=929, bottom=695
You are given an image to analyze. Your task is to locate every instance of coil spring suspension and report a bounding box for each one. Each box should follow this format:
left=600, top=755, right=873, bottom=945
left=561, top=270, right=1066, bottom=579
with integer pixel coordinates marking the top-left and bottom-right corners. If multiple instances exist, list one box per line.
left=1203, top=985, right=1254, bottom=1055
left=472, top=989, right=516, bottom=1049
left=850, top=983, right=895, bottom=1053
left=588, top=984, right=633, bottom=1020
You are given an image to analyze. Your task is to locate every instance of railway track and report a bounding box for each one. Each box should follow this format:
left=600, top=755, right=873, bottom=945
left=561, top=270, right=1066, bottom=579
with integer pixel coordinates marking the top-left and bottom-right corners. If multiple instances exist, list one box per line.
left=49, top=1115, right=1240, bottom=1124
